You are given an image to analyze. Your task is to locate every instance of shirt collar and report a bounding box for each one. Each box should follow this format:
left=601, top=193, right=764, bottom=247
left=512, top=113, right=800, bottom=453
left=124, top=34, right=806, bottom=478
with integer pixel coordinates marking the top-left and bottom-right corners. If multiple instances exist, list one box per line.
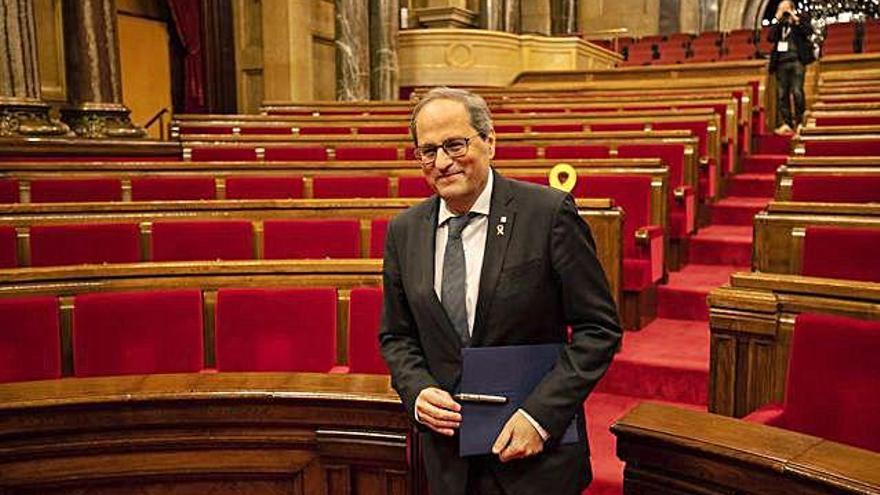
left=437, top=169, right=493, bottom=227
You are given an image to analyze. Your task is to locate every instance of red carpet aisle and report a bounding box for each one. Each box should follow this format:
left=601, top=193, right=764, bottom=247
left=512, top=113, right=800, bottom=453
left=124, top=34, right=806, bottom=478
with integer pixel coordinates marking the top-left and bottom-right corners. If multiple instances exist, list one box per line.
left=582, top=133, right=790, bottom=494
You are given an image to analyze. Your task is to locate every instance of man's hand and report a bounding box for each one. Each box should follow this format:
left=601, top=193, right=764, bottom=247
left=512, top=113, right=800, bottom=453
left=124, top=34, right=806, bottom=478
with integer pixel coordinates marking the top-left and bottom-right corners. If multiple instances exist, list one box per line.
left=415, top=387, right=461, bottom=436
left=491, top=410, right=545, bottom=462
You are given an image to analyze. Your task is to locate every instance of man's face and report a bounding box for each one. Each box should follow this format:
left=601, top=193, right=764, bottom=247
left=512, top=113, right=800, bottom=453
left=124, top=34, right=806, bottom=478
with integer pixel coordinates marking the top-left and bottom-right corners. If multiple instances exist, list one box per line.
left=415, top=99, right=494, bottom=211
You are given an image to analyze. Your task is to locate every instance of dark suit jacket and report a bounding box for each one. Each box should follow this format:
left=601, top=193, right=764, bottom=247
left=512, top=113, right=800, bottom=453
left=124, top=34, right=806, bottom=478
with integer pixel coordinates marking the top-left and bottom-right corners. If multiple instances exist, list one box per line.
left=768, top=14, right=815, bottom=72
left=379, top=171, right=621, bottom=495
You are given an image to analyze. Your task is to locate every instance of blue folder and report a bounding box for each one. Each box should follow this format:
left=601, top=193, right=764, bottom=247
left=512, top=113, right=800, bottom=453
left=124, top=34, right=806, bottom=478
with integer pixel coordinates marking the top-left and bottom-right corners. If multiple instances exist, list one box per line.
left=459, top=343, right=580, bottom=456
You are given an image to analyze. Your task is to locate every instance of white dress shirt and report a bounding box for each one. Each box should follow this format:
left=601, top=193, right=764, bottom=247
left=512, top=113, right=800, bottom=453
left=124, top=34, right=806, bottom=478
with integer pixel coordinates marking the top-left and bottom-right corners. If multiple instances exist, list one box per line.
left=427, top=171, right=549, bottom=441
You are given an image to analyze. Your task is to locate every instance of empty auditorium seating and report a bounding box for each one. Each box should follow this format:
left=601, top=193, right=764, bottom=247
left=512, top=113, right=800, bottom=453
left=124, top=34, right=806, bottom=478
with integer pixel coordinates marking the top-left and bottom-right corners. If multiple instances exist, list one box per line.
left=225, top=176, right=304, bottom=199
left=397, top=176, right=434, bottom=197
left=789, top=174, right=880, bottom=203
left=0, top=296, right=61, bottom=383
left=312, top=175, right=390, bottom=198
left=801, top=226, right=880, bottom=283
left=263, top=219, right=361, bottom=259
left=131, top=177, right=216, bottom=201
left=73, top=289, right=204, bottom=377
left=370, top=219, right=389, bottom=259
left=821, top=21, right=857, bottom=55
left=151, top=220, right=254, bottom=261
left=30, top=179, right=122, bottom=203
left=745, top=312, right=880, bottom=453
left=214, top=287, right=338, bottom=372
left=334, top=146, right=398, bottom=161
left=0, top=226, right=17, bottom=268
left=29, top=223, right=141, bottom=267
left=347, top=287, right=387, bottom=374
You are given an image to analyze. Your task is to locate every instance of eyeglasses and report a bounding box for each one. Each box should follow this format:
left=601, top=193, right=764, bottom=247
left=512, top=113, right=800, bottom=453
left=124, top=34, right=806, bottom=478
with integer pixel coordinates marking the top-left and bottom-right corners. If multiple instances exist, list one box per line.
left=414, top=133, right=482, bottom=166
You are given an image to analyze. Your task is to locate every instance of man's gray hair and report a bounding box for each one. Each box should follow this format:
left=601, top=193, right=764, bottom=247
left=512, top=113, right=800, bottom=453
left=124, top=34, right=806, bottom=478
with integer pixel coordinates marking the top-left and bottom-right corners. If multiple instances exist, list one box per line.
left=409, top=87, right=494, bottom=145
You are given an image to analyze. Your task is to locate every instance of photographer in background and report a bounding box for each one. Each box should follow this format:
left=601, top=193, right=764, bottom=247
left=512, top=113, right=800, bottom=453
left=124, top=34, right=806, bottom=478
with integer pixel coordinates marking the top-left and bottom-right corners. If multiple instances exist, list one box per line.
left=769, top=0, right=815, bottom=135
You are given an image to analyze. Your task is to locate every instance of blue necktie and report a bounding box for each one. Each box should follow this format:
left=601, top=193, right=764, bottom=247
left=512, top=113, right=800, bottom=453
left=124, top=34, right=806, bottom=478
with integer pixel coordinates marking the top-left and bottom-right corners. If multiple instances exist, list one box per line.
left=441, top=213, right=476, bottom=346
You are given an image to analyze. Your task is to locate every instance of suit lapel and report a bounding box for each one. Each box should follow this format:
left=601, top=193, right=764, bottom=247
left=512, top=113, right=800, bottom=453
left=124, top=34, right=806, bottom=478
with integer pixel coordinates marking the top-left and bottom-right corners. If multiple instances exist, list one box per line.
left=418, top=197, right=461, bottom=346
left=472, top=173, right=516, bottom=345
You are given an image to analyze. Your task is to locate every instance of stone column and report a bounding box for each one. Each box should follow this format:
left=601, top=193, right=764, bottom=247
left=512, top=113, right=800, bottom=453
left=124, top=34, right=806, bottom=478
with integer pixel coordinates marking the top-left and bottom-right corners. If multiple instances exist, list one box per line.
left=336, top=0, right=370, bottom=101
left=481, top=0, right=504, bottom=31
left=60, top=0, right=145, bottom=138
left=551, top=0, right=578, bottom=34
left=521, top=0, right=551, bottom=35
left=503, top=0, right=521, bottom=33
left=370, top=0, right=399, bottom=100
left=0, top=0, right=70, bottom=137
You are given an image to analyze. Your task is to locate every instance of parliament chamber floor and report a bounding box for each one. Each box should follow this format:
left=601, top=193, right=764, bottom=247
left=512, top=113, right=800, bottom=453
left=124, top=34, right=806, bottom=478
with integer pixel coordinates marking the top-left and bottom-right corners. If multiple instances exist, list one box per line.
left=0, top=2, right=879, bottom=494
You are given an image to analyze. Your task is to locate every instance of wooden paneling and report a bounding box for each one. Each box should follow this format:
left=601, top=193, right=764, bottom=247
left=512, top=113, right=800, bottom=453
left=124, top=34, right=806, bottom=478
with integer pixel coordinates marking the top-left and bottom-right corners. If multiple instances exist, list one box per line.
left=118, top=13, right=173, bottom=138
left=34, top=0, right=66, bottom=102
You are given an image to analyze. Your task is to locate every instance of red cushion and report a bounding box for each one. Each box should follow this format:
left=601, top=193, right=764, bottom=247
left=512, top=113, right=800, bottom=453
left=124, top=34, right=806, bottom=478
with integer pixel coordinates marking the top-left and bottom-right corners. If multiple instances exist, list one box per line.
left=545, top=145, right=610, bottom=159
left=575, top=175, right=653, bottom=257
left=814, top=116, right=880, bottom=126
left=179, top=125, right=234, bottom=135
left=335, top=146, right=397, bottom=161
left=30, top=179, right=122, bottom=203
left=225, top=176, right=304, bottom=199
left=263, top=219, right=361, bottom=259
left=622, top=258, right=654, bottom=291
left=358, top=126, right=409, bottom=135
left=151, top=220, right=254, bottom=261
left=589, top=123, right=644, bottom=132
left=774, top=313, right=880, bottom=452
left=131, top=177, right=215, bottom=201
left=263, top=146, right=328, bottom=161
left=370, top=219, right=389, bottom=258
left=298, top=126, right=351, bottom=135
left=348, top=287, right=388, bottom=374
left=73, top=289, right=204, bottom=377
left=215, top=287, right=337, bottom=372
left=531, top=123, right=583, bottom=133
left=804, top=140, right=880, bottom=156
left=0, top=179, right=18, bottom=203
left=239, top=126, right=296, bottom=135
left=654, top=121, right=710, bottom=156
left=791, top=175, right=880, bottom=203
left=190, top=147, right=258, bottom=161
left=30, top=223, right=141, bottom=267
left=802, top=226, right=880, bottom=283
left=617, top=144, right=685, bottom=186
left=398, top=176, right=433, bottom=197
left=0, top=226, right=17, bottom=268
left=494, top=125, right=526, bottom=134
left=0, top=296, right=61, bottom=383
left=312, top=176, right=389, bottom=198
left=494, top=146, right=538, bottom=160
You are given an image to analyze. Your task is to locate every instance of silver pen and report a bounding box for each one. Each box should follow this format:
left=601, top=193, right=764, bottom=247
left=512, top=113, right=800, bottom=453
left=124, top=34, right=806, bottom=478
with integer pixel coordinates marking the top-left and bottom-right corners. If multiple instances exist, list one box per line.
left=454, top=393, right=508, bottom=404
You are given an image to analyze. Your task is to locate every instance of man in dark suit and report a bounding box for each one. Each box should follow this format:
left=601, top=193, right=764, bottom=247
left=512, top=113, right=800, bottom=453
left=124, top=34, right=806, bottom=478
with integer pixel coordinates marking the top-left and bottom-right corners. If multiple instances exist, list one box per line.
left=379, top=87, right=621, bottom=495
left=768, top=0, right=815, bottom=135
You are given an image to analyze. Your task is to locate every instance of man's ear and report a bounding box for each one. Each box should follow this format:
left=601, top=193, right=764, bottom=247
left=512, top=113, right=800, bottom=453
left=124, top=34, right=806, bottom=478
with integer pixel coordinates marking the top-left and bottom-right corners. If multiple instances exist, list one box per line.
left=486, top=132, right=496, bottom=160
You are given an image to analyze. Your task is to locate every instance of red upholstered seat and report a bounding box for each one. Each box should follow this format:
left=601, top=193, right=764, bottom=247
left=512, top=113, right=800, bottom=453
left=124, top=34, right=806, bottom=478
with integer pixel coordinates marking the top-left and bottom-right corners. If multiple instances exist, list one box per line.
left=348, top=287, right=388, bottom=374
left=130, top=177, right=215, bottom=201
left=0, top=226, right=17, bottom=268
left=239, top=126, right=296, bottom=135
left=358, top=126, right=409, bottom=135
left=791, top=175, right=880, bottom=203
left=531, top=123, right=583, bottom=133
left=745, top=313, right=880, bottom=453
left=0, top=179, right=19, bottom=203
left=370, top=219, right=389, bottom=258
left=544, top=145, right=610, bottom=159
left=30, top=223, right=141, bottom=267
left=179, top=125, right=234, bottom=135
left=298, top=126, right=351, bottom=135
left=312, top=176, right=389, bottom=198
left=73, top=289, right=204, bottom=377
left=575, top=175, right=662, bottom=291
left=589, top=123, right=644, bottom=132
left=398, top=176, right=433, bottom=197
left=151, top=220, right=254, bottom=261
left=30, top=178, right=122, bottom=203
left=494, top=124, right=526, bottom=133
left=494, top=146, right=538, bottom=160
left=814, top=115, right=880, bottom=126
left=190, top=147, right=258, bottom=161
left=0, top=296, right=61, bottom=383
left=225, top=176, right=304, bottom=199
left=215, top=287, right=338, bottom=372
left=263, top=146, right=328, bottom=161
left=801, top=226, right=880, bottom=283
left=263, top=219, right=361, bottom=259
left=804, top=140, right=880, bottom=156
left=334, top=146, right=397, bottom=161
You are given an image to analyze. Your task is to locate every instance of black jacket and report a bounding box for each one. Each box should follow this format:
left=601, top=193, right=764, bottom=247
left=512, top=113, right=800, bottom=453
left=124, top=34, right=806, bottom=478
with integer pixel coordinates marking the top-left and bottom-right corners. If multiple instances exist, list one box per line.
left=768, top=14, right=816, bottom=72
left=379, top=172, right=621, bottom=495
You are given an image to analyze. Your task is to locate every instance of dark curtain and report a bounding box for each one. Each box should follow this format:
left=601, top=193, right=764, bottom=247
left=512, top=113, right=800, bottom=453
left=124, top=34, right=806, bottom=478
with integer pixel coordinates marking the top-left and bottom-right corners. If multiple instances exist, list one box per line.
left=168, top=0, right=206, bottom=113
